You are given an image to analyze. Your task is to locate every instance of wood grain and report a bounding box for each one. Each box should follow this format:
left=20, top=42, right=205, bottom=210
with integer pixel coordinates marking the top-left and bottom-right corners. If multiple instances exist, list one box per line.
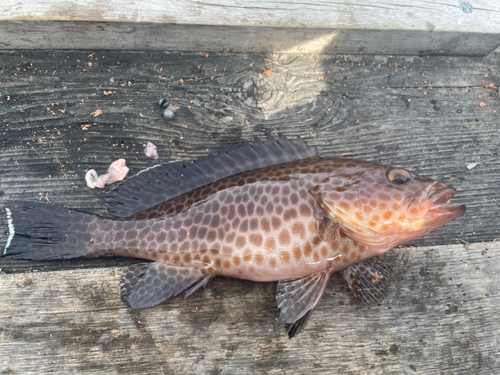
left=1, top=50, right=498, bottom=265
left=1, top=0, right=499, bottom=54
left=0, top=241, right=498, bottom=374
left=0, top=49, right=499, bottom=373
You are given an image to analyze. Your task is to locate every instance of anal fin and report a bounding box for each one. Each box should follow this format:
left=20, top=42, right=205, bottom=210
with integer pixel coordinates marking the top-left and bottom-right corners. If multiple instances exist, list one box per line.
left=120, top=262, right=212, bottom=309
left=340, top=257, right=391, bottom=305
left=276, top=270, right=331, bottom=338
left=285, top=309, right=314, bottom=338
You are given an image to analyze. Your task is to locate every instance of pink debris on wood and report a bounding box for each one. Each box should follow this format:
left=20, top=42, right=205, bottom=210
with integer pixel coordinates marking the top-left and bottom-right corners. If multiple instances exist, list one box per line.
left=85, top=159, right=129, bottom=189
left=106, top=159, right=129, bottom=183
left=85, top=169, right=108, bottom=189
left=144, top=141, right=158, bottom=160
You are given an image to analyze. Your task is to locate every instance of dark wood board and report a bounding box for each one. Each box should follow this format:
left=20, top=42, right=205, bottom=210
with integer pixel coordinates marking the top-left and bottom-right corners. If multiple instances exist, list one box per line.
left=0, top=49, right=499, bottom=374
left=0, top=49, right=499, bottom=272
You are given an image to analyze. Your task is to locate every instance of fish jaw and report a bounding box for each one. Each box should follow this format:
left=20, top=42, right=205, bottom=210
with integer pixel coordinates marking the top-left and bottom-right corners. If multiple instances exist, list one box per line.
left=318, top=185, right=466, bottom=255
left=409, top=187, right=466, bottom=237
left=372, top=187, right=465, bottom=252
left=402, top=185, right=466, bottom=231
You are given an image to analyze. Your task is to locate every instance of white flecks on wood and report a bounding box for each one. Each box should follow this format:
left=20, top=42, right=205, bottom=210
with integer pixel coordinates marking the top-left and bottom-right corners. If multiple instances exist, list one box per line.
left=467, top=162, right=478, bottom=170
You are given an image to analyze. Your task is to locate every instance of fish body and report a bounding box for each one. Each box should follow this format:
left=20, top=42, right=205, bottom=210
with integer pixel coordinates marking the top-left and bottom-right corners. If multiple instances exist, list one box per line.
left=82, top=158, right=374, bottom=282
left=3, top=136, right=465, bottom=337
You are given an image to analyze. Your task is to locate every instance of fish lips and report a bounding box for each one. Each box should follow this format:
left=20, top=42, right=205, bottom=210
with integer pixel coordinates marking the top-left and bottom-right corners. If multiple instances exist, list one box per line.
left=402, top=186, right=465, bottom=231
left=425, top=187, right=466, bottom=223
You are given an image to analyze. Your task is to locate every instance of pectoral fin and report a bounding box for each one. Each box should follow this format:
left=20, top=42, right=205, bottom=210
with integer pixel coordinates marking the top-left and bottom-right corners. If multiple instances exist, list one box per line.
left=276, top=270, right=331, bottom=338
left=318, top=217, right=341, bottom=242
left=309, top=181, right=383, bottom=248
left=340, top=257, right=391, bottom=304
left=121, top=262, right=213, bottom=309
left=308, top=182, right=338, bottom=218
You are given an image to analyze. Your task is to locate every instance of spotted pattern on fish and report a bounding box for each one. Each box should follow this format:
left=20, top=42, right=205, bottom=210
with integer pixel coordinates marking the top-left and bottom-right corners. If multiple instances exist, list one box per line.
left=90, top=158, right=373, bottom=281
left=3, top=135, right=465, bottom=338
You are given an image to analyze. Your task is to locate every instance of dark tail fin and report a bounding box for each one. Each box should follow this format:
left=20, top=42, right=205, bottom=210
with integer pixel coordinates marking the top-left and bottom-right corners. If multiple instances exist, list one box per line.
left=3, top=201, right=99, bottom=260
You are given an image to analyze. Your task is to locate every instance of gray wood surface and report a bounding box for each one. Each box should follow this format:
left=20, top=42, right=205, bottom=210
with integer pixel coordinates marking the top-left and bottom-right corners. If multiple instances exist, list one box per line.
left=0, top=48, right=499, bottom=373
left=1, top=0, right=500, bottom=54
left=0, top=241, right=499, bottom=374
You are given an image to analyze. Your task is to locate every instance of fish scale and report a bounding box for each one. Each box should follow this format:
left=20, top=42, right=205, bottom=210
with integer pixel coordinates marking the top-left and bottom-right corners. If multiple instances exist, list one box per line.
left=3, top=135, right=465, bottom=338
left=81, top=158, right=374, bottom=281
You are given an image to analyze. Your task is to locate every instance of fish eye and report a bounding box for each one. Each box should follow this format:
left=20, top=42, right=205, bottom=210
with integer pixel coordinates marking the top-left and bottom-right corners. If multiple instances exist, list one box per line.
left=387, top=169, right=411, bottom=184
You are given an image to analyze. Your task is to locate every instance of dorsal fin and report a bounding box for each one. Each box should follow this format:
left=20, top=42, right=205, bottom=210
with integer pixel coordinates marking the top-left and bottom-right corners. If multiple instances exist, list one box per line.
left=104, top=135, right=318, bottom=218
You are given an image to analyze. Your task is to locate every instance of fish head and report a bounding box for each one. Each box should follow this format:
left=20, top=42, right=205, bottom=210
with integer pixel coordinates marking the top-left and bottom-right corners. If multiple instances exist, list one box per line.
left=312, top=161, right=466, bottom=253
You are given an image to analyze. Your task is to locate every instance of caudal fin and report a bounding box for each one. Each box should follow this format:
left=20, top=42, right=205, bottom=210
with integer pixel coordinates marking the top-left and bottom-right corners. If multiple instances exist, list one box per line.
left=3, top=201, right=99, bottom=260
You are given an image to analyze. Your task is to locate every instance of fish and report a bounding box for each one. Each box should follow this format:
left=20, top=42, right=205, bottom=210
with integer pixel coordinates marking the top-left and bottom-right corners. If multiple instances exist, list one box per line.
left=2, top=135, right=465, bottom=338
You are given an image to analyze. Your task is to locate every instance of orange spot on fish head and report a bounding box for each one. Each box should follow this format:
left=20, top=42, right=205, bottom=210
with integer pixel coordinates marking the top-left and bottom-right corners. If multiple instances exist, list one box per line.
left=313, top=164, right=464, bottom=253
left=339, top=201, right=350, bottom=211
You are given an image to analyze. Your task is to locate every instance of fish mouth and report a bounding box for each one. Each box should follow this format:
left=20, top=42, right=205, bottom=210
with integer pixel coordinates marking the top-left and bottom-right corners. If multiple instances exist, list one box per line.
left=426, top=187, right=466, bottom=220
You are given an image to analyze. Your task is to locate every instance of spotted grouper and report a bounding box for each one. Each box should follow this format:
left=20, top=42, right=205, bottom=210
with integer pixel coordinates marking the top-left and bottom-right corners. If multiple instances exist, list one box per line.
left=3, top=136, right=465, bottom=337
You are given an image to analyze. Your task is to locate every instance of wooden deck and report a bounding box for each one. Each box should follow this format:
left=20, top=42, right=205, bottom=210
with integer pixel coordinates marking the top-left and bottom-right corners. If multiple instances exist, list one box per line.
left=0, top=49, right=499, bottom=373
left=2, top=0, right=500, bottom=55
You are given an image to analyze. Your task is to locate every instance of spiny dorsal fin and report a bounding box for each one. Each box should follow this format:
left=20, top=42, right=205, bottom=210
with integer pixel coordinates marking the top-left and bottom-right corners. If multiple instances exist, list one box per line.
left=105, top=135, right=317, bottom=218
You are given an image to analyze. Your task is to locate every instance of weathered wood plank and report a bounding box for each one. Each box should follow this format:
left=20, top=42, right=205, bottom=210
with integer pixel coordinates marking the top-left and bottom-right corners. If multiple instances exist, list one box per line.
left=5, top=0, right=500, bottom=31
left=1, top=49, right=499, bottom=274
left=0, top=241, right=498, bottom=374
left=1, top=0, right=499, bottom=54
left=0, top=48, right=499, bottom=373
